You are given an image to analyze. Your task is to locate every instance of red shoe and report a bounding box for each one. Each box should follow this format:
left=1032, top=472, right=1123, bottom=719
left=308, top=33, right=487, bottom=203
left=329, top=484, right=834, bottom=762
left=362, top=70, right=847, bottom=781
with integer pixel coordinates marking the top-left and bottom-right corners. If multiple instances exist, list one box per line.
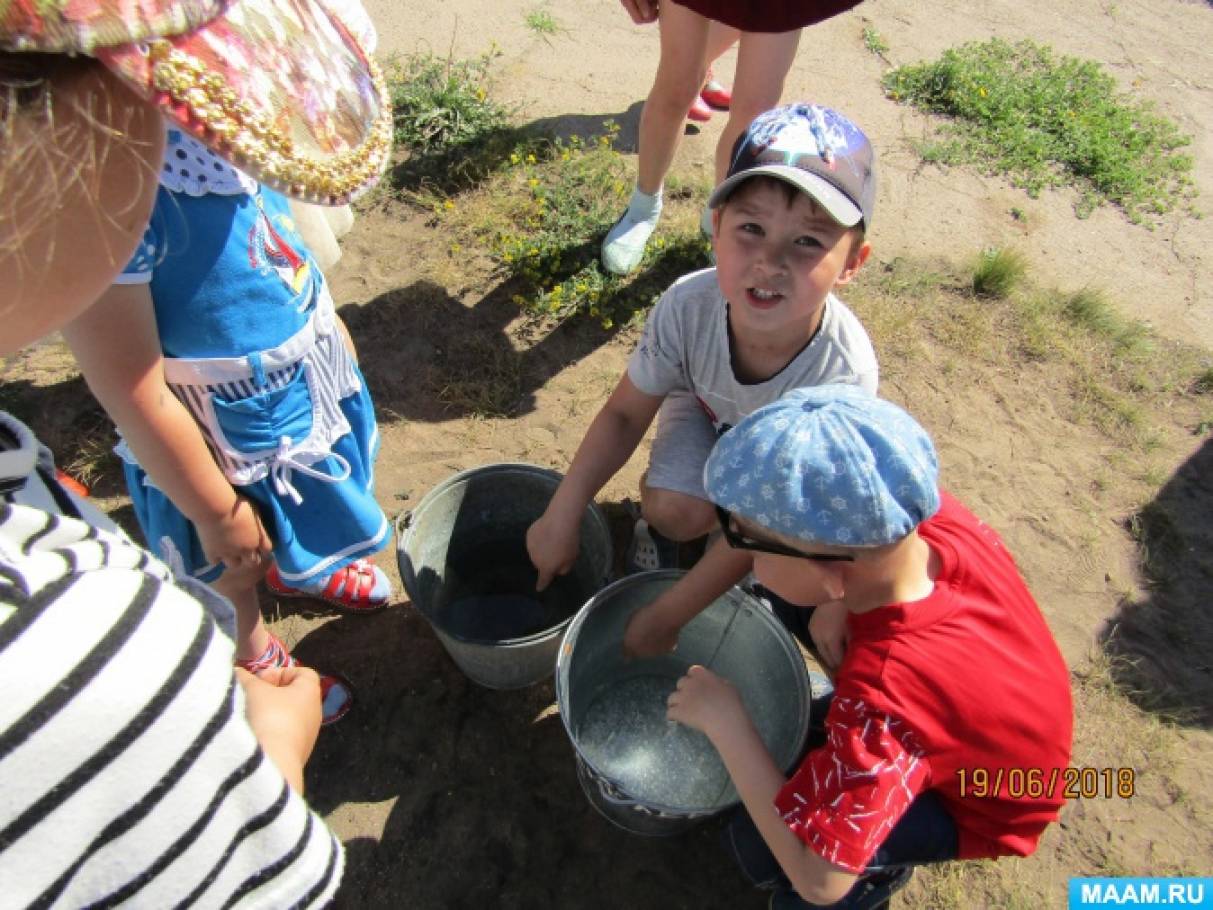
left=700, top=77, right=731, bottom=111
left=266, top=559, right=390, bottom=614
left=236, top=632, right=354, bottom=726
left=687, top=96, right=713, bottom=123
left=55, top=470, right=90, bottom=498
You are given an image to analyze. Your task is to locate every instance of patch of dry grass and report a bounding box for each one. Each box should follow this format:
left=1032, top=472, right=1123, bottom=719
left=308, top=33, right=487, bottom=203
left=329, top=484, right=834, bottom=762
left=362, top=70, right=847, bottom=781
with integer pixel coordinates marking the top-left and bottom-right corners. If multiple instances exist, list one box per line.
left=846, top=255, right=1207, bottom=469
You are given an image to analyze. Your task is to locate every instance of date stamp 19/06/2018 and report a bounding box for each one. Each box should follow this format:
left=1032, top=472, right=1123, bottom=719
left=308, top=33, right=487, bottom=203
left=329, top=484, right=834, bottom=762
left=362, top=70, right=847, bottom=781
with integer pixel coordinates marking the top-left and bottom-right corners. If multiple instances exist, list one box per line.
left=956, top=767, right=1136, bottom=800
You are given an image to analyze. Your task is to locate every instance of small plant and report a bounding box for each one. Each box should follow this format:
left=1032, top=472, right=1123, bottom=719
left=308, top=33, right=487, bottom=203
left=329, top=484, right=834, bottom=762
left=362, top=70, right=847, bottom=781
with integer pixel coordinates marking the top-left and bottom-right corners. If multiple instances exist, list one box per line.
left=1061, top=287, right=1150, bottom=354
left=1193, top=367, right=1213, bottom=395
left=862, top=26, right=889, bottom=58
left=524, top=6, right=560, bottom=39
left=883, top=39, right=1197, bottom=224
left=441, top=123, right=709, bottom=328
left=971, top=247, right=1027, bottom=298
left=386, top=50, right=509, bottom=152
left=494, top=127, right=708, bottom=327
left=384, top=49, right=528, bottom=198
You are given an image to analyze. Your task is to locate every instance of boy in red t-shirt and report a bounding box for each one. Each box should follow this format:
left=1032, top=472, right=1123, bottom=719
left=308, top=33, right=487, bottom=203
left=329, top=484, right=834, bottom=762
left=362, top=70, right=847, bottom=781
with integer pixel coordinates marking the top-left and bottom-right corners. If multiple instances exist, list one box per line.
left=624, top=385, right=1073, bottom=908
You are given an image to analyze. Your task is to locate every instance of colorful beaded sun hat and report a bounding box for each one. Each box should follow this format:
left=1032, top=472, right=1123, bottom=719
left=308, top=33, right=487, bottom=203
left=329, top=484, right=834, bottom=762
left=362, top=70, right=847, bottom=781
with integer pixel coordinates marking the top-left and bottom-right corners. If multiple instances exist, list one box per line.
left=0, top=0, right=392, bottom=204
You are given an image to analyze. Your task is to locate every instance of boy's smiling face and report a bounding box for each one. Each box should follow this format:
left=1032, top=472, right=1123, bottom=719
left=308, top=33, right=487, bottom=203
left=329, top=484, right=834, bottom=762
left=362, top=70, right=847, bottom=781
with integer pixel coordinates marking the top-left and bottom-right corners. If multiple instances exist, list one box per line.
left=712, top=178, right=870, bottom=343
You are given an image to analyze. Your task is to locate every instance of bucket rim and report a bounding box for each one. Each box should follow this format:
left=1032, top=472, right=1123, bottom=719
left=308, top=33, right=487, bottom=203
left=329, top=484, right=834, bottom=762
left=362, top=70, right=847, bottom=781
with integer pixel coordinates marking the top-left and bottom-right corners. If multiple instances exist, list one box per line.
left=395, top=462, right=613, bottom=646
left=554, top=569, right=810, bottom=820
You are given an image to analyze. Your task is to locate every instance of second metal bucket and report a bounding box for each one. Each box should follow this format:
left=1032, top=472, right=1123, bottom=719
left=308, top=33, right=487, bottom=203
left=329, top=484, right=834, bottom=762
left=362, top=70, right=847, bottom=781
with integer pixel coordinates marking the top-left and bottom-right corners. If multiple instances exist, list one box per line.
left=556, top=571, right=810, bottom=836
left=397, top=463, right=612, bottom=689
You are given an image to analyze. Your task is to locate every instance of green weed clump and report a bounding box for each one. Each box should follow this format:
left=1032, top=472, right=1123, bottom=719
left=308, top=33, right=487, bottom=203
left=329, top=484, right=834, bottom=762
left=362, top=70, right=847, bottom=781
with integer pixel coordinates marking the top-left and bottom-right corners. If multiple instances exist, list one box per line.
left=883, top=39, right=1196, bottom=224
left=1059, top=288, right=1150, bottom=355
left=384, top=49, right=523, bottom=197
left=447, top=124, right=709, bottom=329
left=1194, top=367, right=1213, bottom=395
left=861, top=26, right=889, bottom=58
left=524, top=6, right=560, bottom=38
left=971, top=247, right=1027, bottom=298
left=387, top=50, right=509, bottom=151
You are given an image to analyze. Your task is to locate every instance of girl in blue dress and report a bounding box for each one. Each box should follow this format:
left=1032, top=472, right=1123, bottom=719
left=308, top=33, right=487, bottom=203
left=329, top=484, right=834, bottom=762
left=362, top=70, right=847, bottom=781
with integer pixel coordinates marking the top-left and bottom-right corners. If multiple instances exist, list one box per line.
left=65, top=127, right=392, bottom=723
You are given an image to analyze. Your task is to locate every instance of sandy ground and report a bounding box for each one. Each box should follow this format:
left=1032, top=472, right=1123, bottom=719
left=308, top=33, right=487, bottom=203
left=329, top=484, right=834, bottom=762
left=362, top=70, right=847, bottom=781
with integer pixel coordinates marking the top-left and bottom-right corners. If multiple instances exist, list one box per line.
left=4, top=1, right=1212, bottom=908
left=297, top=2, right=1213, bottom=906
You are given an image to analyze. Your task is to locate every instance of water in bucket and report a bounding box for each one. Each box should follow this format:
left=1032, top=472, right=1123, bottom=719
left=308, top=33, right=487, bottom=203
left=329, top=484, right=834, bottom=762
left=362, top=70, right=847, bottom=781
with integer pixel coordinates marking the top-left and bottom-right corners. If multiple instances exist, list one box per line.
left=436, top=538, right=586, bottom=643
left=574, top=655, right=732, bottom=810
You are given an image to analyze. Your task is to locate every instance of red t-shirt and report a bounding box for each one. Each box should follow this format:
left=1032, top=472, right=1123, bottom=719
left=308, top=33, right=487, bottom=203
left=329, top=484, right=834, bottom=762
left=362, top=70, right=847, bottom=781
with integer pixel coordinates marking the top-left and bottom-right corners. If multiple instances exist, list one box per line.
left=774, top=493, right=1073, bottom=873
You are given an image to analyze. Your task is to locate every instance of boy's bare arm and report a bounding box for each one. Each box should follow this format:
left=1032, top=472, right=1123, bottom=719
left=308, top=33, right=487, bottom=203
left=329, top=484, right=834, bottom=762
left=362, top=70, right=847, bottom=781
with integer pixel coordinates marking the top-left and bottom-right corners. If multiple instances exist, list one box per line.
left=623, top=536, right=753, bottom=657
left=668, top=667, right=859, bottom=906
left=528, top=373, right=663, bottom=590
left=63, top=284, right=271, bottom=581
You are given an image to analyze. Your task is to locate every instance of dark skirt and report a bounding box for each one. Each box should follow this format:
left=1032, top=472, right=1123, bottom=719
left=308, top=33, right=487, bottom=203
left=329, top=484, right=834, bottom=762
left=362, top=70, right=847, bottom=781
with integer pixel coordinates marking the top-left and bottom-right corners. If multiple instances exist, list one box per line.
left=671, top=0, right=863, bottom=33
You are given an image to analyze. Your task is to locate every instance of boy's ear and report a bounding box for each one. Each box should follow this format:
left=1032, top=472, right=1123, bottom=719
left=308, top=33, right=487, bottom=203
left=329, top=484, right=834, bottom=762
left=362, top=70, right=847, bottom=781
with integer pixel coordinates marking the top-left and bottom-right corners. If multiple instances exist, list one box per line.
left=711, top=207, right=723, bottom=241
left=833, top=239, right=872, bottom=288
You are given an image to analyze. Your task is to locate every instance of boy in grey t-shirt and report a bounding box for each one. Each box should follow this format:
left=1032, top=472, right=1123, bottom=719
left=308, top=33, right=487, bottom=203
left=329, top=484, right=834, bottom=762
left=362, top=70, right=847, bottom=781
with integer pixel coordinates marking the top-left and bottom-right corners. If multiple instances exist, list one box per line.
left=528, top=103, right=879, bottom=585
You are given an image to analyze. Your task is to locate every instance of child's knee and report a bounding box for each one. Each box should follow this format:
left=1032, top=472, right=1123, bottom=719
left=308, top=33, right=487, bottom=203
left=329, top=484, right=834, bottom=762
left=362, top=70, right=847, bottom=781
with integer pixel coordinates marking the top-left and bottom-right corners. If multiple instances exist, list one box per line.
left=640, top=487, right=715, bottom=541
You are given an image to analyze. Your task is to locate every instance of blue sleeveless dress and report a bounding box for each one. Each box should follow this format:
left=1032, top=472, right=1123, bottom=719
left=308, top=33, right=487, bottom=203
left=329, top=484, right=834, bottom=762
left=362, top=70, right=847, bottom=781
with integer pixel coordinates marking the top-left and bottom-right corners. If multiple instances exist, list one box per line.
left=115, top=128, right=387, bottom=586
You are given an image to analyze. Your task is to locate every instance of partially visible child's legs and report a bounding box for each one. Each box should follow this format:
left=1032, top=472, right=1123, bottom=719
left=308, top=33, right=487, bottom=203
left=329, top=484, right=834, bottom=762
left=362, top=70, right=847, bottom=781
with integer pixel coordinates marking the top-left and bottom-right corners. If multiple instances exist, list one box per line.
left=689, top=21, right=740, bottom=121
left=216, top=572, right=355, bottom=725
left=603, top=2, right=711, bottom=275
left=699, top=27, right=801, bottom=239
left=713, top=28, right=802, bottom=186
left=724, top=790, right=958, bottom=908
left=211, top=575, right=273, bottom=663
left=625, top=392, right=719, bottom=571
left=700, top=21, right=740, bottom=110
left=640, top=483, right=716, bottom=542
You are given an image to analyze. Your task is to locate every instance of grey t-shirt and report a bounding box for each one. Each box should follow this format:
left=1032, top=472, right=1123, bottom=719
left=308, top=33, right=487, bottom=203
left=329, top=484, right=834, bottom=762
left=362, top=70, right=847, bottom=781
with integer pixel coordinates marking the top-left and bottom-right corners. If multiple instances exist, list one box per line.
left=627, top=268, right=879, bottom=434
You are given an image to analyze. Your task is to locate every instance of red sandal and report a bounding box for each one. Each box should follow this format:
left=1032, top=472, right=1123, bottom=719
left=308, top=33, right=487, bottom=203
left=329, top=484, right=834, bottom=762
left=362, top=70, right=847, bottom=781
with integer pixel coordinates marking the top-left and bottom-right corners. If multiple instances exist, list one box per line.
left=688, top=95, right=713, bottom=123
left=236, top=632, right=354, bottom=726
left=700, top=66, right=731, bottom=110
left=700, top=79, right=732, bottom=110
left=266, top=559, right=391, bottom=614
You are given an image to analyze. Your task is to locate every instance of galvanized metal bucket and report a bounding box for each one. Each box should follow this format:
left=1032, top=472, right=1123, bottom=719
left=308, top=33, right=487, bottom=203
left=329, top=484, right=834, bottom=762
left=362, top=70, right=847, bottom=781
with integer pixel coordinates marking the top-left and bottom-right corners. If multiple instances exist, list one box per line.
left=396, top=463, right=612, bottom=689
left=556, top=570, right=810, bottom=836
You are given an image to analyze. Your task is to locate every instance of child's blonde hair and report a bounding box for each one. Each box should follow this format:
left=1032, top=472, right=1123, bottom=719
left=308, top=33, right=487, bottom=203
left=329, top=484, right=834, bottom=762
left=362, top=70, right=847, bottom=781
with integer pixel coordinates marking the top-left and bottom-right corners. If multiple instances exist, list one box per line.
left=1, top=53, right=162, bottom=343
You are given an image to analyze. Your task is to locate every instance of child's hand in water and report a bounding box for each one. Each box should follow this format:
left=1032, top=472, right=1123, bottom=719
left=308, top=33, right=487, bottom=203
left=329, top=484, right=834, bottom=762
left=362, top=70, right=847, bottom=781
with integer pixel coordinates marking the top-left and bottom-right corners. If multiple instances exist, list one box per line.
left=808, top=600, right=849, bottom=673
left=197, top=493, right=272, bottom=585
left=526, top=510, right=581, bottom=592
left=667, top=665, right=746, bottom=740
left=623, top=600, right=682, bottom=658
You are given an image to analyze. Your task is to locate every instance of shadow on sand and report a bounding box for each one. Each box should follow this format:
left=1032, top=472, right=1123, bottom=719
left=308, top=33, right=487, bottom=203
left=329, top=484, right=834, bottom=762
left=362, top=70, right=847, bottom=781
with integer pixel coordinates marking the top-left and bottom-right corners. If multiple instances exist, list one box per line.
left=1099, top=436, right=1213, bottom=727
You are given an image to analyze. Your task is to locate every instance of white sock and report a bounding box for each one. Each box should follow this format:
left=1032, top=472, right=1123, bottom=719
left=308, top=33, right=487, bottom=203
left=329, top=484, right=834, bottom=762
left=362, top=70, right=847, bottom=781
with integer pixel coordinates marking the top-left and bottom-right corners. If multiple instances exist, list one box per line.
left=601, top=186, right=663, bottom=275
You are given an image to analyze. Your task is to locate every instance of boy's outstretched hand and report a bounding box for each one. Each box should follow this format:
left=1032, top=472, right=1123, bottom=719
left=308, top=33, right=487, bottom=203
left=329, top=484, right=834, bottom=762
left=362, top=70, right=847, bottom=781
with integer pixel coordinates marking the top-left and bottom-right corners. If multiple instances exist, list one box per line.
left=666, top=665, right=746, bottom=741
left=623, top=600, right=682, bottom=658
left=526, top=511, right=581, bottom=593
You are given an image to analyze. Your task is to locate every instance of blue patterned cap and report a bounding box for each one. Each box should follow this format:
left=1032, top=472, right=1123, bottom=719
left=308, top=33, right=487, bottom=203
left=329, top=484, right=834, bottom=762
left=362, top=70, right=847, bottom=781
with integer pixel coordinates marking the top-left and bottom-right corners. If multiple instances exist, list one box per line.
left=707, top=102, right=876, bottom=229
left=704, top=385, right=939, bottom=548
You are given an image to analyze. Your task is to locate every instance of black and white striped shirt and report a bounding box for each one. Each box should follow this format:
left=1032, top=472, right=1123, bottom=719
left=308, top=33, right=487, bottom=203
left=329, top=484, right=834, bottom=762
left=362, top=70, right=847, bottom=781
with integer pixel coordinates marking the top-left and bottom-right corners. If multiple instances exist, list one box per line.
left=0, top=500, right=343, bottom=908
